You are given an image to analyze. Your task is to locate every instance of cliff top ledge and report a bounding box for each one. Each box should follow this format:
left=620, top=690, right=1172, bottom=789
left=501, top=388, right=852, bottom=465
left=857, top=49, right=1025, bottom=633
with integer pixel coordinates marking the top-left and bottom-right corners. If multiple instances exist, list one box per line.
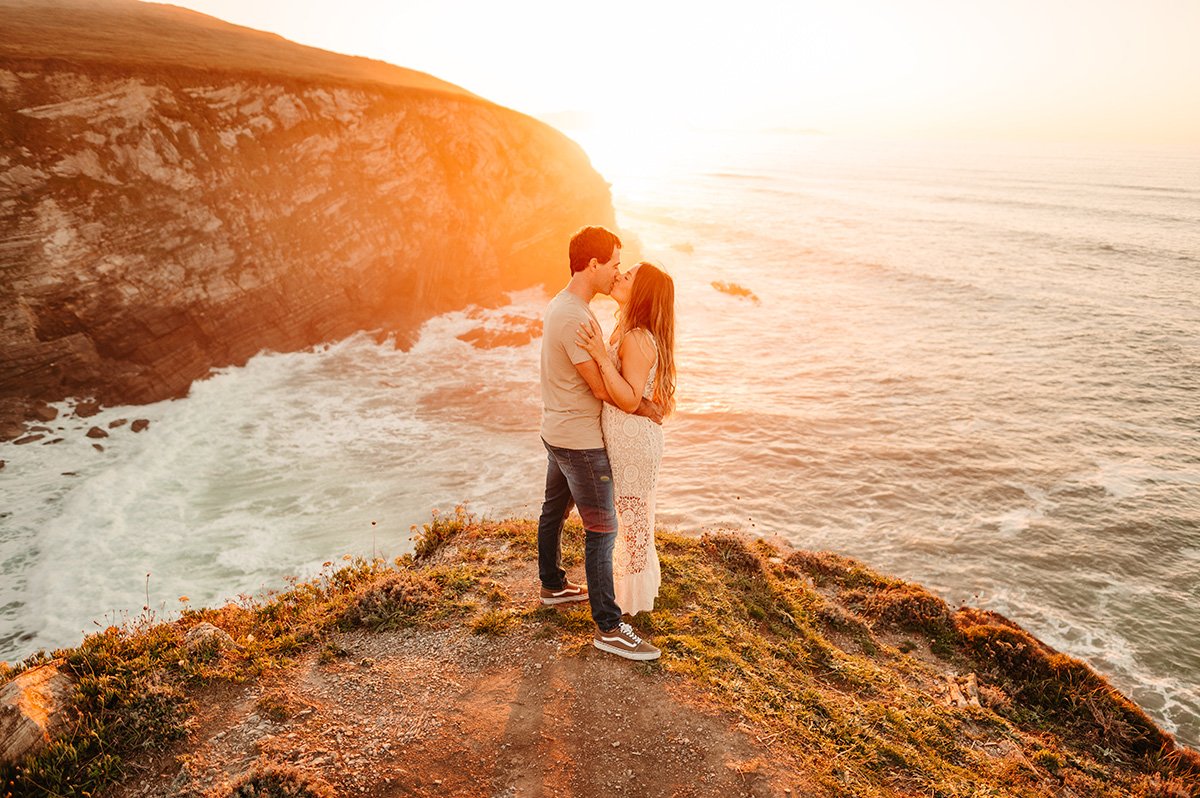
left=1, top=513, right=1196, bottom=797
left=0, top=0, right=477, bottom=100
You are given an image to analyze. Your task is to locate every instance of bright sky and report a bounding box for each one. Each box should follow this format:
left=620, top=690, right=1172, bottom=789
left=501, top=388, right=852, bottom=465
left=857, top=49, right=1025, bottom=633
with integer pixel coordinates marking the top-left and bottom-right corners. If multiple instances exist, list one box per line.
left=156, top=0, right=1199, bottom=144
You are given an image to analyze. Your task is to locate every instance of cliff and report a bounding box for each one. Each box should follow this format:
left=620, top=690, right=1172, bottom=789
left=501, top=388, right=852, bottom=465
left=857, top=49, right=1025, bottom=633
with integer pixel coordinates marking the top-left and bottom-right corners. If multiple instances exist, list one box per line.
left=1, top=515, right=1196, bottom=797
left=0, top=0, right=614, bottom=438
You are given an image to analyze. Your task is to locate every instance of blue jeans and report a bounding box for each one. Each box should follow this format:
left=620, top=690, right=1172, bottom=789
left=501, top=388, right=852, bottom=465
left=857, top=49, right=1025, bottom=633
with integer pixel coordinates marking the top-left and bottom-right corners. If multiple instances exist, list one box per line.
left=538, top=439, right=621, bottom=631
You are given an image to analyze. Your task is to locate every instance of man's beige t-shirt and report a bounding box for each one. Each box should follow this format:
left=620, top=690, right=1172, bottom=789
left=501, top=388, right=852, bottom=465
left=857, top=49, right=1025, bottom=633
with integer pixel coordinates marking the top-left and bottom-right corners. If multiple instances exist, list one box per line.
left=540, top=289, right=603, bottom=449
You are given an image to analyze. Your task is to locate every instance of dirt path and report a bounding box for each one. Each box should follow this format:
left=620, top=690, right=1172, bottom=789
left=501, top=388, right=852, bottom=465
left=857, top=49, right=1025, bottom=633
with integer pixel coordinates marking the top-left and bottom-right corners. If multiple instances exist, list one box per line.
left=114, top=558, right=814, bottom=797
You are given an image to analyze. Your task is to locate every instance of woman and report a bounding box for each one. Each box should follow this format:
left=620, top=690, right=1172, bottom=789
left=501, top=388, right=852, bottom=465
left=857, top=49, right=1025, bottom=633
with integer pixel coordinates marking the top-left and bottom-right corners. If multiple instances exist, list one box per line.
left=577, top=262, right=676, bottom=616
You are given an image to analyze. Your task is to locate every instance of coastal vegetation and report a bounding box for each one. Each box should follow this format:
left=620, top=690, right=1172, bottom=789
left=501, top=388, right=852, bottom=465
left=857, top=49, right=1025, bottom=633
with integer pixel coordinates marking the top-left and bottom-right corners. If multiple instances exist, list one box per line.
left=2, top=511, right=1196, bottom=796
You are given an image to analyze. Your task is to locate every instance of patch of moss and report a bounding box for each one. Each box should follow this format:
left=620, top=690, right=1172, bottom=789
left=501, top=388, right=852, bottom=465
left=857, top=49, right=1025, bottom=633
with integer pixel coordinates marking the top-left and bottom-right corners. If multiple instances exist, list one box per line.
left=486, top=520, right=539, bottom=555
left=1032, top=748, right=1064, bottom=773
left=317, top=639, right=350, bottom=664
left=528, top=604, right=593, bottom=634
left=480, top=579, right=510, bottom=604
left=785, top=549, right=895, bottom=591
left=853, top=583, right=959, bottom=640
left=700, top=531, right=767, bottom=575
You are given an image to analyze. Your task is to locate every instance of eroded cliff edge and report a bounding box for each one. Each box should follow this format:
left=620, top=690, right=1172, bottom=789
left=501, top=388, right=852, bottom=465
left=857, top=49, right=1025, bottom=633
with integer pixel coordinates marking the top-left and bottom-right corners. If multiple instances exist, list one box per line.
left=2, top=518, right=1197, bottom=797
left=0, top=0, right=614, bottom=438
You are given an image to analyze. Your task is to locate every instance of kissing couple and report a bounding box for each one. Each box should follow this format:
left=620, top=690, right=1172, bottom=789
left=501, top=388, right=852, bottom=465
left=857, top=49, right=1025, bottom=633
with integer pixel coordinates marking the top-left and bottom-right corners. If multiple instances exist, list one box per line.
left=536, top=225, right=676, bottom=661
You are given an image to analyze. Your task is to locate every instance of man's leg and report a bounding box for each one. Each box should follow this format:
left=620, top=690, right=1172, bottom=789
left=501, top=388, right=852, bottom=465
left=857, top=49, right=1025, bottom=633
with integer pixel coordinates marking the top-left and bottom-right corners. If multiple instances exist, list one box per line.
left=537, top=441, right=574, bottom=591
left=569, top=447, right=659, bottom=661
left=584, top=523, right=621, bottom=630
left=568, top=447, right=622, bottom=632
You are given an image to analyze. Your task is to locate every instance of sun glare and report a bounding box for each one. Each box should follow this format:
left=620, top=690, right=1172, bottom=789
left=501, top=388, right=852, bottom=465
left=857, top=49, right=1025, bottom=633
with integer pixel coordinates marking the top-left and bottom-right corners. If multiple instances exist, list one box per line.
left=155, top=0, right=1199, bottom=145
left=557, top=117, right=700, bottom=186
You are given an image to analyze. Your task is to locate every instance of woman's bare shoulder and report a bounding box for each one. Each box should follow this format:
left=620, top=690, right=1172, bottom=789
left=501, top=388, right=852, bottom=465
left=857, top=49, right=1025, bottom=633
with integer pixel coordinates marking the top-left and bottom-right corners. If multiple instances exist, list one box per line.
left=621, top=328, right=657, bottom=359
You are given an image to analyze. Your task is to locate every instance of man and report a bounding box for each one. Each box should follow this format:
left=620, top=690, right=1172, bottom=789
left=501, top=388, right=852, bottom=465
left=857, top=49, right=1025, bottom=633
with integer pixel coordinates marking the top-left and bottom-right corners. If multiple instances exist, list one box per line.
left=538, top=225, right=662, bottom=661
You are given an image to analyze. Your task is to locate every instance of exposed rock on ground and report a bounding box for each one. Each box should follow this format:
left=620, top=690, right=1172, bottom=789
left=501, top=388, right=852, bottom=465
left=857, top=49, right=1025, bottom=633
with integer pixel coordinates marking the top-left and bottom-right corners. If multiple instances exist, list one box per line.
left=0, top=660, right=75, bottom=767
left=183, top=623, right=239, bottom=657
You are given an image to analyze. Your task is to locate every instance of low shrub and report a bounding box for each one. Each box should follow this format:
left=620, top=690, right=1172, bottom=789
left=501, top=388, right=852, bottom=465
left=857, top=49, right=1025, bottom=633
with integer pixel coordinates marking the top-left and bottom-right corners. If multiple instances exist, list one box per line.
left=224, top=762, right=334, bottom=798
left=855, top=584, right=959, bottom=641
left=700, top=532, right=766, bottom=575
left=412, top=506, right=472, bottom=560
left=342, top=572, right=441, bottom=631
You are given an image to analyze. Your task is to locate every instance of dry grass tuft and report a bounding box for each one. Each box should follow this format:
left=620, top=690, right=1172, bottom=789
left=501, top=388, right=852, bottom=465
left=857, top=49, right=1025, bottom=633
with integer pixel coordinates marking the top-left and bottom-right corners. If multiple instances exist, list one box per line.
left=411, top=506, right=473, bottom=560
left=853, top=584, right=958, bottom=640
left=223, top=762, right=335, bottom=798
left=469, top=608, right=519, bottom=637
left=700, top=531, right=767, bottom=575
left=343, top=571, right=442, bottom=631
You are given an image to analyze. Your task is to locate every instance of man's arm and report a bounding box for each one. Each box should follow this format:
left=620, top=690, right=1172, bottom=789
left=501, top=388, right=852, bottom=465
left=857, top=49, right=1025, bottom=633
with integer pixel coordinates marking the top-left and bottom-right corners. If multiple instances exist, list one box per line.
left=572, top=360, right=663, bottom=425
left=574, top=358, right=613, bottom=403
left=636, top=396, right=664, bottom=425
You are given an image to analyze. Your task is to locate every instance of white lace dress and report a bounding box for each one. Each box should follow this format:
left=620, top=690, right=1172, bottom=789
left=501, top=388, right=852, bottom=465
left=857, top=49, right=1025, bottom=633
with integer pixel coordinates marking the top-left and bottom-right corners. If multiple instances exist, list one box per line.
left=601, top=330, right=664, bottom=615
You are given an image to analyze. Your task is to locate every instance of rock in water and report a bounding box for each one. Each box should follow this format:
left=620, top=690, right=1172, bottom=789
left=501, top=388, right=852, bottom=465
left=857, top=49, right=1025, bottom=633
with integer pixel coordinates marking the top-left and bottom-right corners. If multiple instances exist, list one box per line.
left=0, top=0, right=616, bottom=440
left=0, top=660, right=75, bottom=766
left=72, top=400, right=102, bottom=419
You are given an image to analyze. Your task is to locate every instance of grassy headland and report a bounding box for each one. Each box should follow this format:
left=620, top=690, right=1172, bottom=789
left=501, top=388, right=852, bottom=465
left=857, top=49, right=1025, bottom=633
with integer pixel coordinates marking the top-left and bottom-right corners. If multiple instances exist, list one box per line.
left=2, top=512, right=1196, bottom=797
left=0, top=0, right=474, bottom=99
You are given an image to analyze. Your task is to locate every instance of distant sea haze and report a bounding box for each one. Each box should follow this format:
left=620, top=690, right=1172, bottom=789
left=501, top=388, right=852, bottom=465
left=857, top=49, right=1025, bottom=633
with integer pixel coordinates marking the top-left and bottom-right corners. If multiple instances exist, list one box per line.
left=1, top=134, right=1197, bottom=748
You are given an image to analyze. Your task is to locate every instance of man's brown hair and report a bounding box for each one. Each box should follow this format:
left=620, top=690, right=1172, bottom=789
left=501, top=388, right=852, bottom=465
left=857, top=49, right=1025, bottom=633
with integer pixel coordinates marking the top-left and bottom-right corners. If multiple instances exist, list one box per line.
left=568, top=226, right=622, bottom=274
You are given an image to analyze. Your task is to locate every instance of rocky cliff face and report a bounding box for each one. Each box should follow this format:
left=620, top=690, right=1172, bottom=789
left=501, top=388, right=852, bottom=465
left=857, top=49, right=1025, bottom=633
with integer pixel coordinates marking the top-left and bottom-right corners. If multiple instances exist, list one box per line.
left=0, top=14, right=613, bottom=438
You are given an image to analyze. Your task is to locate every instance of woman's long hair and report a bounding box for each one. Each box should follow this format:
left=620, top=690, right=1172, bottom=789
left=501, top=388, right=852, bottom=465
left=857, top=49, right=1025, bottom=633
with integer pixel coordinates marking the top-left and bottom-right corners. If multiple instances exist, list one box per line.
left=620, top=262, right=676, bottom=416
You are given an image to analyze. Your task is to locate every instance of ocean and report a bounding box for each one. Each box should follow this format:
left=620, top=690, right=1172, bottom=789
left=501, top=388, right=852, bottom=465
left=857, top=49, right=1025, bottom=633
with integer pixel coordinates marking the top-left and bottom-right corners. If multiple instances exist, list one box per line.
left=1, top=132, right=1197, bottom=748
